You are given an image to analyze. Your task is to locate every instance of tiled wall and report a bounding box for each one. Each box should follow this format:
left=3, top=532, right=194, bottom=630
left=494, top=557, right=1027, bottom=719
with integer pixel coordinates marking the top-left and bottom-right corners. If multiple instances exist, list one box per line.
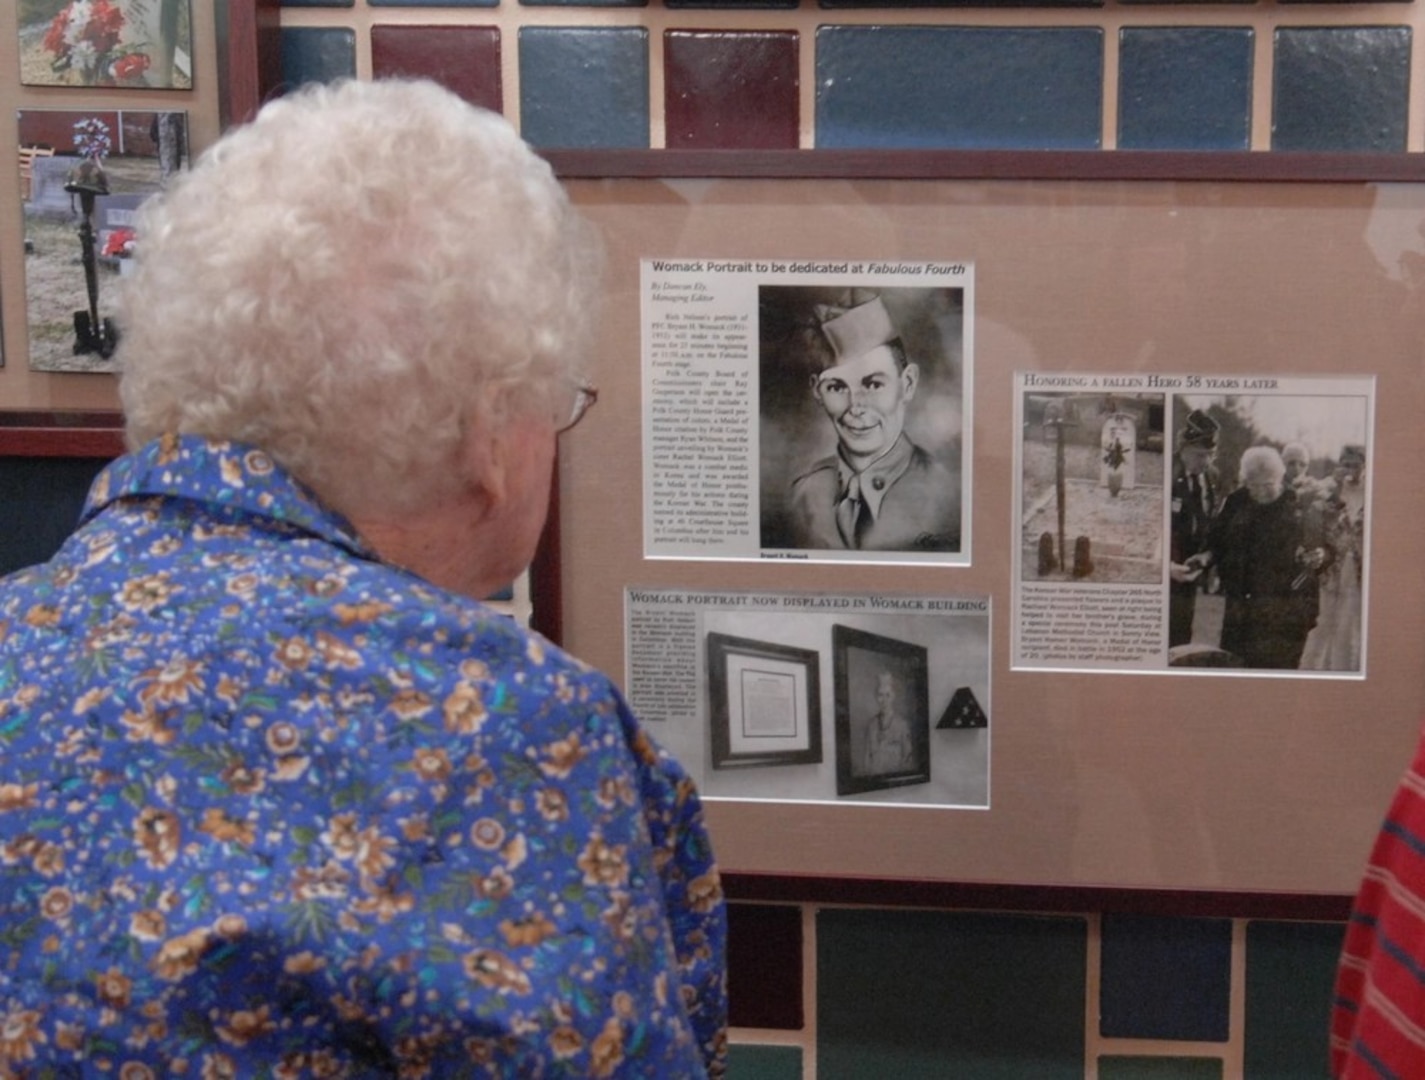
left=727, top=902, right=1346, bottom=1079
left=273, top=0, right=1425, bottom=153
left=272, top=3, right=1377, bottom=1076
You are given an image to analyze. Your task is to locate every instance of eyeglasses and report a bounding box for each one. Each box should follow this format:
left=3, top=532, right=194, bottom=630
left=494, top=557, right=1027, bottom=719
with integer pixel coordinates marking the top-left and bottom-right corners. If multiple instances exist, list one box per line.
left=556, top=377, right=599, bottom=434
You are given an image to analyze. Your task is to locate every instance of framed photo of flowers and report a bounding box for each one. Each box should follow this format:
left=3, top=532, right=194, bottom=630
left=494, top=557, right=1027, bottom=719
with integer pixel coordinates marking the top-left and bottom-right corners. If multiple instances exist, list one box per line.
left=19, top=0, right=193, bottom=90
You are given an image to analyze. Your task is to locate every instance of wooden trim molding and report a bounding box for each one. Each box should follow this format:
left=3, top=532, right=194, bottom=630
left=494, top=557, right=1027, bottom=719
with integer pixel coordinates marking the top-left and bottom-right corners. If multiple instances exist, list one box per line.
left=722, top=871, right=1355, bottom=921
left=0, top=411, right=126, bottom=458
left=216, top=0, right=281, bottom=131
left=543, top=148, right=1425, bottom=183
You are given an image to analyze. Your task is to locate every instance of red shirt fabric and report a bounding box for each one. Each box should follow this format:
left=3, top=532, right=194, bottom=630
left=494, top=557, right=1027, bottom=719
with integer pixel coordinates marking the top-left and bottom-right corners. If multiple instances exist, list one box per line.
left=1333, top=730, right=1425, bottom=1078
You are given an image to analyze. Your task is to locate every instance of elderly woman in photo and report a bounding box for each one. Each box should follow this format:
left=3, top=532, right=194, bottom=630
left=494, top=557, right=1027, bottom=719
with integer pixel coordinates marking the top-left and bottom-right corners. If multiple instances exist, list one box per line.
left=0, top=80, right=726, bottom=1076
left=1186, top=446, right=1320, bottom=669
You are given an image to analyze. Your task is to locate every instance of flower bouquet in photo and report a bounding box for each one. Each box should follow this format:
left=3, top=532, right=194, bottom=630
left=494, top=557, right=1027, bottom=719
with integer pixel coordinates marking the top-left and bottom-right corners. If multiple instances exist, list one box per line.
left=22, top=0, right=193, bottom=89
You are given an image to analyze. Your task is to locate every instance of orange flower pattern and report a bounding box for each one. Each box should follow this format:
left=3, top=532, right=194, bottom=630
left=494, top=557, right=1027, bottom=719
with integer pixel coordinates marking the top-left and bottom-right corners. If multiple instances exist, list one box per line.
left=0, top=436, right=726, bottom=1076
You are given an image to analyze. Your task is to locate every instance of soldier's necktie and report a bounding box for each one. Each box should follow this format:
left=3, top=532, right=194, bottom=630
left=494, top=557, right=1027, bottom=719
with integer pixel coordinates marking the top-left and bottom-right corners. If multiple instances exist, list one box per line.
left=836, top=475, right=865, bottom=548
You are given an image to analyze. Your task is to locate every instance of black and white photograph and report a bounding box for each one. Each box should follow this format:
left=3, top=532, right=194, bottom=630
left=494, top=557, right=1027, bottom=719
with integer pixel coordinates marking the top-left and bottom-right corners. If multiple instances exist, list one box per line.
left=832, top=624, right=930, bottom=796
left=706, top=632, right=822, bottom=770
left=18, top=108, right=188, bottom=372
left=1011, top=372, right=1373, bottom=677
left=625, top=588, right=991, bottom=809
left=1020, top=391, right=1166, bottom=584
left=1168, top=394, right=1370, bottom=674
left=758, top=286, right=966, bottom=556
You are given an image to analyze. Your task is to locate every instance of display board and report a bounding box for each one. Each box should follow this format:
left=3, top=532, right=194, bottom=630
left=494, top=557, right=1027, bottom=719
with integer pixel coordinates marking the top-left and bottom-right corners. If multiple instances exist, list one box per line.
left=557, top=174, right=1425, bottom=899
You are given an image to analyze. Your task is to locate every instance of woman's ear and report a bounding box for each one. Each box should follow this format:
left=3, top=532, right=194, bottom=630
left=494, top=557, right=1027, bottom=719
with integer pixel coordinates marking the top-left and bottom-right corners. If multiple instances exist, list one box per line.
left=459, top=387, right=513, bottom=519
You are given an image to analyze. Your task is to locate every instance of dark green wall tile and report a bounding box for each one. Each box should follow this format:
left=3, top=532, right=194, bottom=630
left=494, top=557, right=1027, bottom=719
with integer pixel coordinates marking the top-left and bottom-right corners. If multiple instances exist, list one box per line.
left=1099, top=1058, right=1225, bottom=1080
left=728, top=1044, right=803, bottom=1079
left=1244, top=920, right=1345, bottom=1079
left=818, top=909, right=1086, bottom=1079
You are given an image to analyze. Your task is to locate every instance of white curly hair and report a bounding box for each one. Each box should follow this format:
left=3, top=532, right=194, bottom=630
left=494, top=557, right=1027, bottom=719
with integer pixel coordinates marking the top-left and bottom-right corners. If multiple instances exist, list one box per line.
left=117, top=78, right=601, bottom=517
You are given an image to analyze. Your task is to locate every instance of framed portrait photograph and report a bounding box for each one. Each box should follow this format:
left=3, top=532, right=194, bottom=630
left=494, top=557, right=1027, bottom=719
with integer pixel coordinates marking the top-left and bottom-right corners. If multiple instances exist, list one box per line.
left=832, top=624, right=930, bottom=796
left=757, top=284, right=968, bottom=562
left=707, top=632, right=822, bottom=769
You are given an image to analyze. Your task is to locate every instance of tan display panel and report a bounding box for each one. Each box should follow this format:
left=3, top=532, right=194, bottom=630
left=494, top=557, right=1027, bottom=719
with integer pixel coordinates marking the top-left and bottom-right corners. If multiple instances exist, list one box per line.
left=559, top=174, right=1425, bottom=898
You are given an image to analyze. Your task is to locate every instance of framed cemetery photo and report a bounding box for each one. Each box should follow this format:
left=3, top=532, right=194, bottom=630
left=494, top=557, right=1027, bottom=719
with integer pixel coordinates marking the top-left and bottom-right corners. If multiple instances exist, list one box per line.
left=707, top=632, right=822, bottom=770
left=832, top=624, right=930, bottom=797
left=16, top=108, right=190, bottom=373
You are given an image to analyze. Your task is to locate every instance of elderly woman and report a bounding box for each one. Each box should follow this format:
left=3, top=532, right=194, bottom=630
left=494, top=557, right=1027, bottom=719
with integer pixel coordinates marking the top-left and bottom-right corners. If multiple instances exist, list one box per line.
left=1187, top=445, right=1318, bottom=669
left=0, top=81, right=726, bottom=1076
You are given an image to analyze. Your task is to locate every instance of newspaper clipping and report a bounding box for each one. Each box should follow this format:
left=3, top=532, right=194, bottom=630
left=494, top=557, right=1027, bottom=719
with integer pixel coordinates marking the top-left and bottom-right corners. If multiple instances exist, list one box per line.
left=643, top=259, right=973, bottom=565
left=626, top=588, right=991, bottom=809
left=1013, top=373, right=1374, bottom=677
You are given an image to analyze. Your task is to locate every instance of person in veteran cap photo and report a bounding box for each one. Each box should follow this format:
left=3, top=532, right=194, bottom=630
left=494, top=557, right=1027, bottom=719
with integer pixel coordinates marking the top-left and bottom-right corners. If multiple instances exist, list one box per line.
left=1168, top=407, right=1220, bottom=647
left=760, top=288, right=962, bottom=554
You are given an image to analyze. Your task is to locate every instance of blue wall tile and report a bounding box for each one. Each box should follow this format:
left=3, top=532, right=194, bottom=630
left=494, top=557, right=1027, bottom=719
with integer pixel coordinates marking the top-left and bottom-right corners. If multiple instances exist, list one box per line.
left=815, top=27, right=1103, bottom=149
left=1100, top=914, right=1232, bottom=1041
left=1244, top=920, right=1345, bottom=1080
left=371, top=0, right=497, bottom=6
left=818, top=909, right=1086, bottom=1079
left=1272, top=27, right=1411, bottom=151
left=279, top=0, right=352, bottom=7
left=1118, top=28, right=1252, bottom=150
left=519, top=28, right=649, bottom=148
left=279, top=28, right=356, bottom=90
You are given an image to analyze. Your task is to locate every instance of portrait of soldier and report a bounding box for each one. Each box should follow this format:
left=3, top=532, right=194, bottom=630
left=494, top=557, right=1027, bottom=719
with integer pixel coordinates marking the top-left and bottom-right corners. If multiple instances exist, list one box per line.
left=859, top=669, right=914, bottom=777
left=759, top=287, right=963, bottom=554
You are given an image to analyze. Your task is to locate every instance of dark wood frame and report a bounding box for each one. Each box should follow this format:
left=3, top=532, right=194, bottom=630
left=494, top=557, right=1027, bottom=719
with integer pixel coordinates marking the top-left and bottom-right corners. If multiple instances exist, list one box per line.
left=218, top=2, right=1379, bottom=914
left=833, top=624, right=931, bottom=796
left=707, top=632, right=823, bottom=770
left=0, top=410, right=126, bottom=458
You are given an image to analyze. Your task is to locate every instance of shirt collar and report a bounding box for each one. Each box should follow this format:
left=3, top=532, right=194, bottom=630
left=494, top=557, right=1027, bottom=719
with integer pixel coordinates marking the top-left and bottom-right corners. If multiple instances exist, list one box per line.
left=837, top=434, right=915, bottom=521
left=81, top=433, right=377, bottom=559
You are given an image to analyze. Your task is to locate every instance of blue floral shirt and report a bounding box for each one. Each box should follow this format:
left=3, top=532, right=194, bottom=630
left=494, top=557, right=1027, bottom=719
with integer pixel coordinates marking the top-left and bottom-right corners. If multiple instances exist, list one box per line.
left=0, top=435, right=726, bottom=1078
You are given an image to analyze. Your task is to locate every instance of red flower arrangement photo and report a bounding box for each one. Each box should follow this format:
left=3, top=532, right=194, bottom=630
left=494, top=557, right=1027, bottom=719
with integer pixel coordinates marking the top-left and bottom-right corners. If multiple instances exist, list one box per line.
left=19, top=0, right=192, bottom=89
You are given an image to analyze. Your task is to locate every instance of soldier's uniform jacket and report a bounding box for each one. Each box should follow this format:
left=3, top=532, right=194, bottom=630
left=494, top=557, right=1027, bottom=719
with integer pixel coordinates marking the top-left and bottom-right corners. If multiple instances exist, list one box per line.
left=1170, top=458, right=1217, bottom=564
left=788, top=434, right=959, bottom=552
